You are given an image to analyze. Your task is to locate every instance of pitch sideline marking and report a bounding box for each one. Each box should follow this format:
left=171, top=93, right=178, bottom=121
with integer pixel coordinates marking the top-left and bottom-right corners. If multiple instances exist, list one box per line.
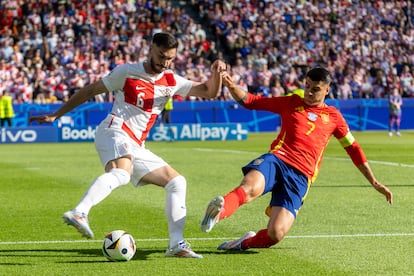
left=1, top=233, right=414, bottom=245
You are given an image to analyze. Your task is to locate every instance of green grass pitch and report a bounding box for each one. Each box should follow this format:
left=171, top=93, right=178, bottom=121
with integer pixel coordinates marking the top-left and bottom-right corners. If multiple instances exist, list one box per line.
left=1, top=131, right=413, bottom=275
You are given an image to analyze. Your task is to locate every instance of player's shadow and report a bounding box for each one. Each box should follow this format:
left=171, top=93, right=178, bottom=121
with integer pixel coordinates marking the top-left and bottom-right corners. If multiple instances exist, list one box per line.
left=0, top=248, right=103, bottom=259
left=0, top=248, right=264, bottom=264
left=0, top=248, right=173, bottom=263
left=204, top=250, right=259, bottom=255
left=60, top=249, right=162, bottom=263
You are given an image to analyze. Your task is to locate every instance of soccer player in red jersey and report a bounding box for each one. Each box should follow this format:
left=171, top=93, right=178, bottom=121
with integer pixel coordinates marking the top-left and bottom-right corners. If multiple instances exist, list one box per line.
left=201, top=67, right=393, bottom=251
left=30, top=32, right=226, bottom=258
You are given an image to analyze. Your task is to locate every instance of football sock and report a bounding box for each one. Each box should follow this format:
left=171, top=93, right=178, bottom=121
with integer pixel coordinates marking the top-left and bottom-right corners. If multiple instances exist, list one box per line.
left=165, top=175, right=187, bottom=248
left=75, top=168, right=130, bottom=215
left=242, top=229, right=277, bottom=249
left=219, top=187, right=246, bottom=220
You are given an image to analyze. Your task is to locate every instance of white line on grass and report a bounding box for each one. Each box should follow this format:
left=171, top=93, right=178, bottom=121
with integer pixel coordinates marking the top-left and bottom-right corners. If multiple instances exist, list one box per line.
left=1, top=233, right=414, bottom=245
left=325, top=156, right=414, bottom=168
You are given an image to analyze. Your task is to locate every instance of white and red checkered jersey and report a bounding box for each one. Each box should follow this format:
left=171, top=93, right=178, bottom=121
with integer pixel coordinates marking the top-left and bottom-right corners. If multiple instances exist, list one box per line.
left=101, top=62, right=192, bottom=145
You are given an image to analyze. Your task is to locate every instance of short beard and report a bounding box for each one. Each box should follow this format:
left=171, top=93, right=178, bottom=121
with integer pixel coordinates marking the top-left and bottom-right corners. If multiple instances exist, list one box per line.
left=150, top=58, right=163, bottom=74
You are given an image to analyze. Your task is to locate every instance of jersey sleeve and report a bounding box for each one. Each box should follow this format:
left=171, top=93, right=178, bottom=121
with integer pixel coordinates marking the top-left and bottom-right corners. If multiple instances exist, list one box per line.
left=332, top=111, right=351, bottom=142
left=243, top=92, right=292, bottom=113
left=333, top=111, right=367, bottom=166
left=171, top=73, right=193, bottom=97
left=101, top=64, right=128, bottom=92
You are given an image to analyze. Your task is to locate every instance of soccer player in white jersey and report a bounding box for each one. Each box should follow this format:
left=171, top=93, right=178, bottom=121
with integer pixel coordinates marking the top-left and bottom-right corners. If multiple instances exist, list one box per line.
left=29, top=32, right=226, bottom=258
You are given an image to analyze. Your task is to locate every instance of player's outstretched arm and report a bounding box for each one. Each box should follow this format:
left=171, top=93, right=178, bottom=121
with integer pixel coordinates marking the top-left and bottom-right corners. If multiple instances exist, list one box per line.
left=357, top=162, right=393, bottom=204
left=29, top=80, right=108, bottom=124
left=188, top=59, right=226, bottom=99
left=344, top=140, right=393, bottom=204
left=221, top=71, right=248, bottom=104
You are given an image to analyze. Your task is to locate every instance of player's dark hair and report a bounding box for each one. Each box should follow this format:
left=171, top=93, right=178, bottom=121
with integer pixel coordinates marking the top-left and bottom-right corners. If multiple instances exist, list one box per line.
left=152, top=32, right=179, bottom=49
left=306, top=67, right=332, bottom=85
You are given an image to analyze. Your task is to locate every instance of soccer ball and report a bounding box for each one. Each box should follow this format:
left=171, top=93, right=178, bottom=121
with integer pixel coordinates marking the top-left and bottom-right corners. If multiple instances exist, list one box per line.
left=102, top=230, right=136, bottom=261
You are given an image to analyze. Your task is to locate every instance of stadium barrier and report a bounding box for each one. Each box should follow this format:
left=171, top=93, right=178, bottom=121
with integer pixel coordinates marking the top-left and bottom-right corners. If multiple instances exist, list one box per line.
left=0, top=123, right=249, bottom=144
left=4, top=98, right=414, bottom=143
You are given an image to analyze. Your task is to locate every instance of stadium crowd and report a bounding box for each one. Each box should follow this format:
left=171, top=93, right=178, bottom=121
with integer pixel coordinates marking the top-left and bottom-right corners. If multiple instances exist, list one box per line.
left=0, top=0, right=413, bottom=104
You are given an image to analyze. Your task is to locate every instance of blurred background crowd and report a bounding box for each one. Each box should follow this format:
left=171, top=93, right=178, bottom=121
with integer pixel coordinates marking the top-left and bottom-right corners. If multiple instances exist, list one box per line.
left=0, top=0, right=413, bottom=104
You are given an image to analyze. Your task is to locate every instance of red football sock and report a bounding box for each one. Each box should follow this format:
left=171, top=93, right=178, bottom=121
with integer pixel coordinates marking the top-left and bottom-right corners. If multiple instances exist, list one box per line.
left=219, top=187, right=246, bottom=220
left=242, top=229, right=277, bottom=249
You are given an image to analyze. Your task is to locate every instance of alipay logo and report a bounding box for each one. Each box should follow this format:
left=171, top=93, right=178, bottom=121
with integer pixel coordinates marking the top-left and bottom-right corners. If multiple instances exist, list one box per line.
left=149, top=123, right=248, bottom=141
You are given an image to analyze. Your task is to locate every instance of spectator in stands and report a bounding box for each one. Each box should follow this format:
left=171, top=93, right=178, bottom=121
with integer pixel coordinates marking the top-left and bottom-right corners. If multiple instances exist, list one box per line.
left=338, top=77, right=353, bottom=99
left=400, top=65, right=413, bottom=97
left=270, top=77, right=286, bottom=97
left=199, top=0, right=413, bottom=99
left=0, top=90, right=15, bottom=127
left=359, top=75, right=374, bottom=99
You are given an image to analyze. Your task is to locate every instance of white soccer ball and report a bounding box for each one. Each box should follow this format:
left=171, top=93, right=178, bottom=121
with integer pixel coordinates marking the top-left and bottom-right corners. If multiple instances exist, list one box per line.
left=102, top=230, right=136, bottom=261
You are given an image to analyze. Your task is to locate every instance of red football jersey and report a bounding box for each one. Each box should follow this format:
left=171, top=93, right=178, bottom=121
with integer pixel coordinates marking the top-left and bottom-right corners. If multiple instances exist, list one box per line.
left=243, top=93, right=350, bottom=182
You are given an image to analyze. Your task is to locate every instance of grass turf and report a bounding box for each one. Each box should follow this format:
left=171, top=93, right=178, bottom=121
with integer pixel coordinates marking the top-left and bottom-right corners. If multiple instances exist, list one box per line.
left=0, top=131, right=413, bottom=275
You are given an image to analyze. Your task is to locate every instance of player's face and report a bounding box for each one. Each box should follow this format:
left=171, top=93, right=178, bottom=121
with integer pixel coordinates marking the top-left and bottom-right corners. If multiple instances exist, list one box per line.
left=148, top=45, right=177, bottom=74
left=303, top=78, right=330, bottom=106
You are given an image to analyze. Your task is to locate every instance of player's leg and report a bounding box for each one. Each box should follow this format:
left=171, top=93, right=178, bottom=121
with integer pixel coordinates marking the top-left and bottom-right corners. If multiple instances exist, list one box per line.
left=388, top=115, right=394, bottom=136
left=242, top=165, right=309, bottom=249
left=217, top=207, right=295, bottom=250
left=63, top=125, right=133, bottom=238
left=63, top=159, right=132, bottom=239
left=217, top=156, right=309, bottom=250
left=134, top=153, right=202, bottom=258
left=200, top=169, right=265, bottom=233
left=395, top=115, right=401, bottom=136
left=239, top=206, right=295, bottom=250
left=223, top=169, right=266, bottom=218
left=201, top=154, right=275, bottom=233
left=140, top=166, right=186, bottom=246
left=74, top=158, right=132, bottom=215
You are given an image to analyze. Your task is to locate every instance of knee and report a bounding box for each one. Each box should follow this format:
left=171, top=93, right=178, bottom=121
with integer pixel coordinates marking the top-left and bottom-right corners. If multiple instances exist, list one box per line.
left=110, top=168, right=131, bottom=186
left=165, top=175, right=187, bottom=192
left=240, top=171, right=265, bottom=202
left=267, top=227, right=286, bottom=244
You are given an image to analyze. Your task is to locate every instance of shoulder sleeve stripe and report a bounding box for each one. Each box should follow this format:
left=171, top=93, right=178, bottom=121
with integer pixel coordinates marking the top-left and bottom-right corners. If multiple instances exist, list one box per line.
left=338, top=131, right=355, bottom=148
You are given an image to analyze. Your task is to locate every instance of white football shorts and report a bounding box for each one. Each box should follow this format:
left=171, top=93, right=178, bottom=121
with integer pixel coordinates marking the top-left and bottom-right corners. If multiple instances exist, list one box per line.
left=95, top=115, right=168, bottom=186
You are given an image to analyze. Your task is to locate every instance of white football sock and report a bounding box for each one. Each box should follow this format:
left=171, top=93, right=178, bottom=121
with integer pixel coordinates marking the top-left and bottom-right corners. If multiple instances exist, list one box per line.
left=165, top=175, right=187, bottom=248
left=75, top=168, right=130, bottom=215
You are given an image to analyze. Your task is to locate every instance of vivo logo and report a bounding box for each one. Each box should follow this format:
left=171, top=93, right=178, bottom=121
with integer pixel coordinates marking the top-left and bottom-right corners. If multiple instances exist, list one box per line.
left=1, top=128, right=37, bottom=143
